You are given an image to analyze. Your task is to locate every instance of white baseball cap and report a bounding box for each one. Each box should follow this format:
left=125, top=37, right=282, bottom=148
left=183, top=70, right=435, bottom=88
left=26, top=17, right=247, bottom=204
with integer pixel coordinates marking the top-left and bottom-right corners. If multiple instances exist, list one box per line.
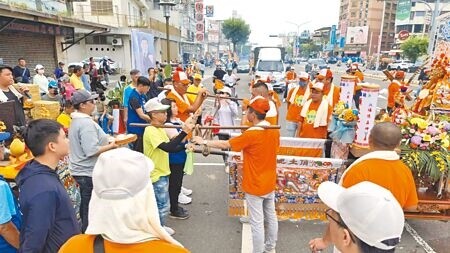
left=318, top=181, right=404, bottom=250
left=311, top=82, right=324, bottom=91
left=87, top=148, right=161, bottom=243
left=144, top=99, right=170, bottom=113
left=218, top=86, right=232, bottom=95
left=34, top=64, right=44, bottom=70
left=298, top=71, right=309, bottom=80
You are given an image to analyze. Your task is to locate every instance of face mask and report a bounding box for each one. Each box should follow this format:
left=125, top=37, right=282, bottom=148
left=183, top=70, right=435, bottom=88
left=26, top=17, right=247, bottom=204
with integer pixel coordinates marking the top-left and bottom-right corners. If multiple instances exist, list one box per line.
left=299, top=80, right=307, bottom=87
left=37, top=69, right=44, bottom=74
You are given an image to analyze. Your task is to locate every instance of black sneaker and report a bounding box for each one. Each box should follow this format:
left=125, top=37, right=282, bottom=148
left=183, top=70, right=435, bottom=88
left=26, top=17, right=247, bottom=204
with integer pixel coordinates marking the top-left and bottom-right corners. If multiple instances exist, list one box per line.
left=170, top=207, right=190, bottom=220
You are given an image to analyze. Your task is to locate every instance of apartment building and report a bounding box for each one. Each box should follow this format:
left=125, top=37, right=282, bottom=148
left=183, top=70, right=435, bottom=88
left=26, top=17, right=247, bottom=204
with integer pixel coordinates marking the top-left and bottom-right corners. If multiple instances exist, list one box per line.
left=68, top=0, right=198, bottom=73
left=338, top=0, right=397, bottom=57
left=0, top=0, right=108, bottom=71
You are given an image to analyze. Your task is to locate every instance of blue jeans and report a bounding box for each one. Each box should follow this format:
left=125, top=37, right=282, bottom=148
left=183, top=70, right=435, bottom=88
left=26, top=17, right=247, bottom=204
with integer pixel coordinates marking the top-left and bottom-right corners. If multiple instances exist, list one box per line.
left=73, top=176, right=93, bottom=233
left=153, top=176, right=170, bottom=226
left=246, top=191, right=278, bottom=253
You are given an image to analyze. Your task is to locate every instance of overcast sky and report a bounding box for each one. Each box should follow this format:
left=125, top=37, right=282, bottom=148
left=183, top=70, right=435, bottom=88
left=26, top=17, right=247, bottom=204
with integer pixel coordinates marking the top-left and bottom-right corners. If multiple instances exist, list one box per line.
left=203, top=0, right=340, bottom=46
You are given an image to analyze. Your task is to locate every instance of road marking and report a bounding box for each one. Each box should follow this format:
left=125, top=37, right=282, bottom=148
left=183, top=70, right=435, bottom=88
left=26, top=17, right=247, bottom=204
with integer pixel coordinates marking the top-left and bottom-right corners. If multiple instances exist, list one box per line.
left=193, top=162, right=225, bottom=166
left=241, top=223, right=252, bottom=253
left=404, top=222, right=436, bottom=253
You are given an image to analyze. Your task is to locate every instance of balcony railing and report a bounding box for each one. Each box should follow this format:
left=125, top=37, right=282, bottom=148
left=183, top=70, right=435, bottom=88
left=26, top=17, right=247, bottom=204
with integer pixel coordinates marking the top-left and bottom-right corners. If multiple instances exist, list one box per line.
left=73, top=4, right=181, bottom=36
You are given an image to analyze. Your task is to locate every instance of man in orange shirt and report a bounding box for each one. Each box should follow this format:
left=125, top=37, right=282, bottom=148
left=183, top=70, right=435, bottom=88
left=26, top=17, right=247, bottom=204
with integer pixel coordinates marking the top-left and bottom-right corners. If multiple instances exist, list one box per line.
left=193, top=96, right=280, bottom=253
left=250, top=81, right=278, bottom=125
left=166, top=71, right=208, bottom=122
left=316, top=68, right=340, bottom=108
left=298, top=82, right=332, bottom=139
left=387, top=71, right=404, bottom=115
left=284, top=66, right=297, bottom=102
left=309, top=122, right=418, bottom=252
left=286, top=71, right=309, bottom=137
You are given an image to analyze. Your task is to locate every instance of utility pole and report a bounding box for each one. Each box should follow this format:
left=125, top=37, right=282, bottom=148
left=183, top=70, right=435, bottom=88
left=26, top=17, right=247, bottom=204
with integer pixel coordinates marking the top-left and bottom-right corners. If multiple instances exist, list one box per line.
left=375, top=0, right=386, bottom=71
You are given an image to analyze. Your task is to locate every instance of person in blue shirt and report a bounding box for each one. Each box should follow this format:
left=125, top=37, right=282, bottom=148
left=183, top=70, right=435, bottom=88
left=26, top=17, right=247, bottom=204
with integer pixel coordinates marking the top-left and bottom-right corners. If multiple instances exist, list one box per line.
left=0, top=175, right=21, bottom=253
left=0, top=132, right=21, bottom=253
left=123, top=69, right=141, bottom=128
left=12, top=58, right=31, bottom=83
left=81, top=64, right=91, bottom=91
left=127, top=76, right=151, bottom=152
left=54, top=62, right=65, bottom=79
left=16, top=119, right=80, bottom=252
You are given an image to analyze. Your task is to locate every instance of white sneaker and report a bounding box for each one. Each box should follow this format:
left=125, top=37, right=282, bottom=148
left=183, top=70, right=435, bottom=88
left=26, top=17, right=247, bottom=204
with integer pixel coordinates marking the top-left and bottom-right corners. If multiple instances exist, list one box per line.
left=178, top=193, right=192, bottom=204
left=163, top=226, right=175, bottom=235
left=181, top=186, right=192, bottom=196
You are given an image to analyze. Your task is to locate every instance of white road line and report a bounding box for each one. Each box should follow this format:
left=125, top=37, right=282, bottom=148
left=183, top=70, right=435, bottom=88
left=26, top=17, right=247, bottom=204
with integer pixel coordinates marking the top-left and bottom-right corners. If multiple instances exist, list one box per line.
left=404, top=222, right=436, bottom=253
left=241, top=223, right=253, bottom=253
left=193, top=162, right=225, bottom=166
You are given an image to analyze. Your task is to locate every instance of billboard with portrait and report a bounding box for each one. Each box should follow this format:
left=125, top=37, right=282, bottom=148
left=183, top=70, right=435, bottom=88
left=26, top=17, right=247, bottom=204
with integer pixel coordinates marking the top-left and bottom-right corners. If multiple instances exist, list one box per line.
left=131, top=30, right=155, bottom=74
left=345, top=26, right=369, bottom=45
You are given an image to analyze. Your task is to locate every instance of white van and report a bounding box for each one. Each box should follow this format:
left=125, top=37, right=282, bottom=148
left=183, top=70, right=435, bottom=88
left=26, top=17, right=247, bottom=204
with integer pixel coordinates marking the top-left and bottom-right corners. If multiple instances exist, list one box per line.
left=254, top=47, right=286, bottom=93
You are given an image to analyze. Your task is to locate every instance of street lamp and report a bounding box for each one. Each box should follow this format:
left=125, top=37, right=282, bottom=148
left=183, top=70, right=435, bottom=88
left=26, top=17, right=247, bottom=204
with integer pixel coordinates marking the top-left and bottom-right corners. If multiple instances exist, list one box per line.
left=412, top=0, right=445, bottom=55
left=159, top=0, right=177, bottom=64
left=286, top=21, right=311, bottom=58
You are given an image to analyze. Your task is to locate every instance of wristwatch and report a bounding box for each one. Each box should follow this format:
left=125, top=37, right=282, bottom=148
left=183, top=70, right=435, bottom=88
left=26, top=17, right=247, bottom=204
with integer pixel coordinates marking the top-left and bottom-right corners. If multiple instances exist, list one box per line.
left=202, top=140, right=208, bottom=146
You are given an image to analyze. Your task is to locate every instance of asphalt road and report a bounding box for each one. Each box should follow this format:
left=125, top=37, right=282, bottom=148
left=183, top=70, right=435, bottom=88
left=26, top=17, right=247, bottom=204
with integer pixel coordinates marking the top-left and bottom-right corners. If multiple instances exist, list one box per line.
left=165, top=65, right=450, bottom=253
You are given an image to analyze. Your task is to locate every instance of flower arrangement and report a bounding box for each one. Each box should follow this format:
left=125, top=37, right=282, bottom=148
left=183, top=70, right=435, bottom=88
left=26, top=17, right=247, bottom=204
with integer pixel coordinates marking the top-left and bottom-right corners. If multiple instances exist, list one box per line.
left=400, top=117, right=450, bottom=183
left=330, top=106, right=359, bottom=144
left=338, top=108, right=359, bottom=124
left=332, top=101, right=346, bottom=116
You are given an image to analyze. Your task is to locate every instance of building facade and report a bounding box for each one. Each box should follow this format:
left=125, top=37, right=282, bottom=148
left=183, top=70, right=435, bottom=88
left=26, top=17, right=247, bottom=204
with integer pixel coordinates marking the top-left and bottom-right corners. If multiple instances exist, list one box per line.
left=395, top=0, right=450, bottom=44
left=0, top=0, right=108, bottom=73
left=338, top=0, right=397, bottom=57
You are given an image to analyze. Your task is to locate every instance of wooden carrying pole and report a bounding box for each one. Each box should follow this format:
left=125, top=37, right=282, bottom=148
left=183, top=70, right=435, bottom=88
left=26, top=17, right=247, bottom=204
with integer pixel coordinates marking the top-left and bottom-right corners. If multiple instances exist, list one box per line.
left=129, top=123, right=281, bottom=129
left=157, top=87, right=244, bottom=101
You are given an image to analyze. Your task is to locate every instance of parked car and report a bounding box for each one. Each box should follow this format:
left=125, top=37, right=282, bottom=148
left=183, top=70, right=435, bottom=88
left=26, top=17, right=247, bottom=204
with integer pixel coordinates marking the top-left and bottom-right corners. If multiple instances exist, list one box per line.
left=387, top=60, right=413, bottom=71
left=408, top=60, right=424, bottom=73
left=305, top=58, right=328, bottom=73
left=237, top=62, right=250, bottom=73
left=82, top=57, right=119, bottom=74
left=327, top=57, right=338, bottom=64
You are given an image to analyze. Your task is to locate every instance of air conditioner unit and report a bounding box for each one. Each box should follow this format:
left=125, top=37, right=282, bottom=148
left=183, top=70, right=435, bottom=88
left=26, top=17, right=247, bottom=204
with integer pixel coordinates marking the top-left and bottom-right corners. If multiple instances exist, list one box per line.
left=112, top=38, right=123, bottom=46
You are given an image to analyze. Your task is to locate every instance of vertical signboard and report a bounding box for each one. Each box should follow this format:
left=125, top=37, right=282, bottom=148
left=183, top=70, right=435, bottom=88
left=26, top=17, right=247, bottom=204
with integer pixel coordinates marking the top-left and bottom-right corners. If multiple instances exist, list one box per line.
left=195, top=0, right=204, bottom=42
left=396, top=0, right=412, bottom=22
left=205, top=5, right=214, bottom=17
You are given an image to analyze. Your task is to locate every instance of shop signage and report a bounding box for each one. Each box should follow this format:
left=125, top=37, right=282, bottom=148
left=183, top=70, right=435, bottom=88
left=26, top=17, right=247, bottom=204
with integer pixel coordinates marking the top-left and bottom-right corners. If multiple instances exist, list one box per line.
left=0, top=17, right=74, bottom=37
left=398, top=30, right=410, bottom=41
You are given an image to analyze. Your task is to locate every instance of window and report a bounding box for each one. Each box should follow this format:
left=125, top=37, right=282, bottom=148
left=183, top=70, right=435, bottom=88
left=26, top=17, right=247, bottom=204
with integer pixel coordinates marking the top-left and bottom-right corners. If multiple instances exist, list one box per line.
left=153, top=0, right=161, bottom=10
left=91, top=0, right=113, bottom=16
left=351, top=12, right=356, bottom=17
left=415, top=11, right=425, bottom=17
left=410, top=12, right=415, bottom=20
left=414, top=24, right=424, bottom=33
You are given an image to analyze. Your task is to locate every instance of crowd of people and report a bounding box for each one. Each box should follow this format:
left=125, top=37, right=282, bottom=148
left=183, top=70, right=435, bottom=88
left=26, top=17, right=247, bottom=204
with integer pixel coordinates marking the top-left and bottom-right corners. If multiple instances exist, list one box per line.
left=0, top=54, right=422, bottom=253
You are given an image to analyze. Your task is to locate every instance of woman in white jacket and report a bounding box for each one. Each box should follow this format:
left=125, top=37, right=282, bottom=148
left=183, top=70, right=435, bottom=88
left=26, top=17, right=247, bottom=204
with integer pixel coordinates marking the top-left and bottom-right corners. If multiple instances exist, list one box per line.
left=214, top=87, right=239, bottom=172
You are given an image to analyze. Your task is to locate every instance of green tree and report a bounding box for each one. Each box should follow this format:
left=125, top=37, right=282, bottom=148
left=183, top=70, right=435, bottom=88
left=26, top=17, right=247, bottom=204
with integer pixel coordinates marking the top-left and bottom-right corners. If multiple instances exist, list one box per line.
left=222, top=18, right=251, bottom=54
left=300, top=41, right=321, bottom=57
left=400, top=36, right=428, bottom=62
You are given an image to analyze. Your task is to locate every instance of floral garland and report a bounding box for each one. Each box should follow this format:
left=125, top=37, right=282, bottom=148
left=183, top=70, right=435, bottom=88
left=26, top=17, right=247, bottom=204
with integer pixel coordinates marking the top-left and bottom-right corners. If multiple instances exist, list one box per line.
left=400, top=117, right=450, bottom=182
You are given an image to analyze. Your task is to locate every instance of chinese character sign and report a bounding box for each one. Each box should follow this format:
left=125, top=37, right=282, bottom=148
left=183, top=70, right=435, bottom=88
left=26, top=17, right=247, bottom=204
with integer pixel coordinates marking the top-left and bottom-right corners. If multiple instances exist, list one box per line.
left=354, top=84, right=380, bottom=147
